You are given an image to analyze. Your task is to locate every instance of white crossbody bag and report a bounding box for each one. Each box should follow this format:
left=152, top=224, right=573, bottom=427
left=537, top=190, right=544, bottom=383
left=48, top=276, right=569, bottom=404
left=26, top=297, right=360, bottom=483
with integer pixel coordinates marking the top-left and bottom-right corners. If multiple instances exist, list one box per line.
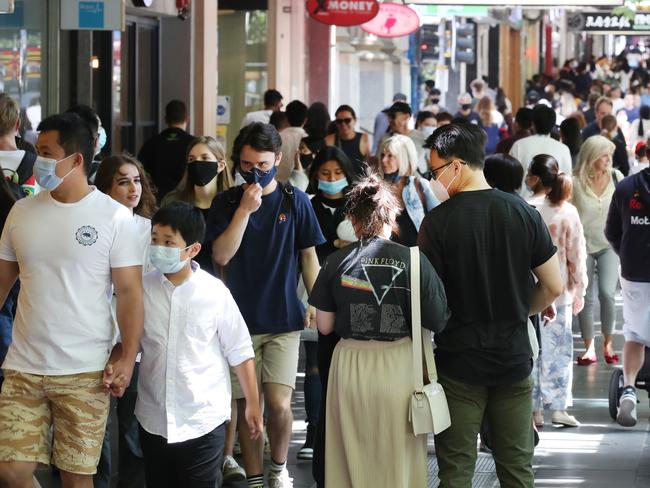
left=408, top=246, right=452, bottom=436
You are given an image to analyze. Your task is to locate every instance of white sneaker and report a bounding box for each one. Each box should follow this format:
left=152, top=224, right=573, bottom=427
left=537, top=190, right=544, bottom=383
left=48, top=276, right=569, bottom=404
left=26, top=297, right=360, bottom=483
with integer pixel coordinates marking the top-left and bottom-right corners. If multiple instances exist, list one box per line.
left=222, top=455, right=246, bottom=483
left=551, top=410, right=580, bottom=427
left=268, top=467, right=293, bottom=488
left=617, top=386, right=638, bottom=427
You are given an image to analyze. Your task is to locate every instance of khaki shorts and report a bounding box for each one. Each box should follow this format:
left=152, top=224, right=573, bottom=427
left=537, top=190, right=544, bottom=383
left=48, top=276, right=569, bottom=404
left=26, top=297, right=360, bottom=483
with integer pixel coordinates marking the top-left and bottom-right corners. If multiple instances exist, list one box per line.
left=0, top=370, right=110, bottom=475
left=231, top=331, right=301, bottom=400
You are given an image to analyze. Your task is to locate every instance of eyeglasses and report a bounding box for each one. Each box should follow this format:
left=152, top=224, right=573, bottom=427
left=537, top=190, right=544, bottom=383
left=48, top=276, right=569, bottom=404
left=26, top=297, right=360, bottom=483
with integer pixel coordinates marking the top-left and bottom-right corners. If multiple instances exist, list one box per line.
left=430, top=159, right=466, bottom=180
left=336, top=118, right=353, bottom=125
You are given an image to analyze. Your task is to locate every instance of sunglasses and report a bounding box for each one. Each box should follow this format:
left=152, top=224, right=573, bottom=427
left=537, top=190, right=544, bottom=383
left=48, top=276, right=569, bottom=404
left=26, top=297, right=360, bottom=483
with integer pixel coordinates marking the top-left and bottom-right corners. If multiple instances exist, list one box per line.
left=336, top=117, right=353, bottom=125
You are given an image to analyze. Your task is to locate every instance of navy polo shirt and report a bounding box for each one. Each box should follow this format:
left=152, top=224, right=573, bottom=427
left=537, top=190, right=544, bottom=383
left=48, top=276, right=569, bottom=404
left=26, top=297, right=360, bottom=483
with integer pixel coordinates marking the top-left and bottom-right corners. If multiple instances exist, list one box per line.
left=206, top=184, right=325, bottom=335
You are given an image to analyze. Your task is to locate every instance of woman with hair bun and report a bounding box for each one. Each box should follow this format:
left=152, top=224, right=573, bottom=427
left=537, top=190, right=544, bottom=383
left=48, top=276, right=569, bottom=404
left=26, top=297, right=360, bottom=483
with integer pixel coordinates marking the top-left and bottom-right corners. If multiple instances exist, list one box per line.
left=526, top=156, right=588, bottom=428
left=308, top=173, right=449, bottom=487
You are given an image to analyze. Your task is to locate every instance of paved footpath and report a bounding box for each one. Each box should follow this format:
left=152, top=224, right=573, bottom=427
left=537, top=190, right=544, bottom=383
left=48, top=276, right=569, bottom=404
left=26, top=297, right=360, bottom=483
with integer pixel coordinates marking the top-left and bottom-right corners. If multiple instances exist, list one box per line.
left=37, top=297, right=650, bottom=487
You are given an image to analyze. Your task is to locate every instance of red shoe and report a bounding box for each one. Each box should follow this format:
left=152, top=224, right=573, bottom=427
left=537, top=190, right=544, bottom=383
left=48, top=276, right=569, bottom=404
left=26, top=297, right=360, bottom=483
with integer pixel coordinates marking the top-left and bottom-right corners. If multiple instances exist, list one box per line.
left=605, top=353, right=619, bottom=364
left=577, top=354, right=597, bottom=365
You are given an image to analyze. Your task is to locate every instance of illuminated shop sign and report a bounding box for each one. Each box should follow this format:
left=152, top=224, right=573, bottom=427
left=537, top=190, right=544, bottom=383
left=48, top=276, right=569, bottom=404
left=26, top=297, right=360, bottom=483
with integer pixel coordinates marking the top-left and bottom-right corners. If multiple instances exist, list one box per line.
left=567, top=11, right=650, bottom=32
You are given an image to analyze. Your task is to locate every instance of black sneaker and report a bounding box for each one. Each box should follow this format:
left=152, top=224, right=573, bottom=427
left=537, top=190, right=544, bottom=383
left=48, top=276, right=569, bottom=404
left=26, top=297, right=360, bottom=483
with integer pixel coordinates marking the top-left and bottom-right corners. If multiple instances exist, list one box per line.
left=297, top=424, right=315, bottom=460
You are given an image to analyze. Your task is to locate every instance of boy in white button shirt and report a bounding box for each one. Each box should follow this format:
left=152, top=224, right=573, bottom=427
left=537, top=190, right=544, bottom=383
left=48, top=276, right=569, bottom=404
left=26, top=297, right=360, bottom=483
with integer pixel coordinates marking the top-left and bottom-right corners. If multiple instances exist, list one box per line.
left=128, top=202, right=263, bottom=488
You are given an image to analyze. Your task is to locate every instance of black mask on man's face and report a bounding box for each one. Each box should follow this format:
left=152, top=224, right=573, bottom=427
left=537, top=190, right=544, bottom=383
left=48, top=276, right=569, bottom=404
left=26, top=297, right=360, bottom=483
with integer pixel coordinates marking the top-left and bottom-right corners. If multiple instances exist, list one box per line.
left=461, top=104, right=472, bottom=111
left=431, top=98, right=440, bottom=105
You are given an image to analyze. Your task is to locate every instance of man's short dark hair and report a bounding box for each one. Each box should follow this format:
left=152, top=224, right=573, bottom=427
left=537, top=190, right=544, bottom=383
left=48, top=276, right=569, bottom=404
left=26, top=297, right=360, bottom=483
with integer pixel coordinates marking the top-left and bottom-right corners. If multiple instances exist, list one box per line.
left=37, top=113, right=95, bottom=175
left=424, top=122, right=486, bottom=170
left=165, top=100, right=188, bottom=125
left=65, top=104, right=99, bottom=137
left=532, top=105, right=556, bottom=135
left=152, top=201, right=205, bottom=245
left=514, top=107, right=534, bottom=131
left=231, top=122, right=282, bottom=167
left=264, top=89, right=283, bottom=108
left=285, top=100, right=308, bottom=127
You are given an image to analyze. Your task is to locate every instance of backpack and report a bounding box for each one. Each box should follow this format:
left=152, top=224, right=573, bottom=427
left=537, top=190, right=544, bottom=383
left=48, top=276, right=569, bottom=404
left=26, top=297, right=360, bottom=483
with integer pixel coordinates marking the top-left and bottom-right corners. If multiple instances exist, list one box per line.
left=4, top=150, right=36, bottom=199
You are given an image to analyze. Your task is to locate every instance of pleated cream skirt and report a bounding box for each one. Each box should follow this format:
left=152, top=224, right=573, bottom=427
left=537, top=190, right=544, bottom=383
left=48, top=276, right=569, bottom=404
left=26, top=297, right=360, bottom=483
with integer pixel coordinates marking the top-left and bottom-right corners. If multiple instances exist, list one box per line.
left=325, top=337, right=428, bottom=488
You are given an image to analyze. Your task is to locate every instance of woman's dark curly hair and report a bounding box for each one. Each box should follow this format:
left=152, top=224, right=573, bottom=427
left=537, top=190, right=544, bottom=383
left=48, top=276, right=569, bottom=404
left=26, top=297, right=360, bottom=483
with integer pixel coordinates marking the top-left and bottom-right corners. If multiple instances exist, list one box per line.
left=345, top=172, right=401, bottom=238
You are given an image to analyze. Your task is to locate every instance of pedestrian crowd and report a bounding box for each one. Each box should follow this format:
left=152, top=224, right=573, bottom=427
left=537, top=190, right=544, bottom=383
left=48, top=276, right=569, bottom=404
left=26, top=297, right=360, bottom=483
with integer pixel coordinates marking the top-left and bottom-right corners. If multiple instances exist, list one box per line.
left=0, top=51, right=649, bottom=488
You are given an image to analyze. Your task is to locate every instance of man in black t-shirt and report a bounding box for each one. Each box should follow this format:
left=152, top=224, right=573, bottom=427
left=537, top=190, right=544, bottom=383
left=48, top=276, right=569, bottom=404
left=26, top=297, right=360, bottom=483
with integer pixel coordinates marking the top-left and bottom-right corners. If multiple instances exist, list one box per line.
left=138, top=100, right=194, bottom=203
left=418, top=123, right=562, bottom=488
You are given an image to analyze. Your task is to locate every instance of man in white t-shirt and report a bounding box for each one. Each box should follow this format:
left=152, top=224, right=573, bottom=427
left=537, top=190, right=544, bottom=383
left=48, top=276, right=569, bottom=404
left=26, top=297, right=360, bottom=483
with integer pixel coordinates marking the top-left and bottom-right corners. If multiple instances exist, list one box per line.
left=240, top=89, right=284, bottom=129
left=0, top=112, right=144, bottom=487
left=0, top=93, right=37, bottom=197
left=510, top=104, right=573, bottom=197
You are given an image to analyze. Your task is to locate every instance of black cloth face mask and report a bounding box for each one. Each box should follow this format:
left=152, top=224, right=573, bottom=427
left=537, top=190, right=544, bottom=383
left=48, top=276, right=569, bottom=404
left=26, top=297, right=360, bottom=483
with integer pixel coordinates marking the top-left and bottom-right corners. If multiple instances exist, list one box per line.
left=188, top=161, right=220, bottom=186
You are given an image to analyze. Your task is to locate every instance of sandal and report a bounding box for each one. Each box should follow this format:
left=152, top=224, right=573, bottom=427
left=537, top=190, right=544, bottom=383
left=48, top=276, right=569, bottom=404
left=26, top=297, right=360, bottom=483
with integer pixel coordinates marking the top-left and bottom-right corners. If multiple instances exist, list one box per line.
left=577, top=354, right=597, bottom=365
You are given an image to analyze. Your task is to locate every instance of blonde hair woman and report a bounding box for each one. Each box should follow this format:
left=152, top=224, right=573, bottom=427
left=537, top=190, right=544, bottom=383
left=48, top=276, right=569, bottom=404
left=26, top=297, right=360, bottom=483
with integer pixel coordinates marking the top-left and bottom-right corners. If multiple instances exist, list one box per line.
left=380, top=134, right=439, bottom=246
left=572, top=135, right=624, bottom=366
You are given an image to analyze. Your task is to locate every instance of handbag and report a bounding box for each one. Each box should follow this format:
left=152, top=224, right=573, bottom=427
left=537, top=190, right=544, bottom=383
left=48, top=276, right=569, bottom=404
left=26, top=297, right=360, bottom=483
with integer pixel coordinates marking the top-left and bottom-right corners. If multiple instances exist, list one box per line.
left=408, top=246, right=452, bottom=436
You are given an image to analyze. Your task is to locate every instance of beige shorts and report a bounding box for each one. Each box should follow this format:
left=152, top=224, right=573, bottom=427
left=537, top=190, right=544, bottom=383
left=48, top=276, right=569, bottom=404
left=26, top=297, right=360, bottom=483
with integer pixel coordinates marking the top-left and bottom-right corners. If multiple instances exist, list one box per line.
left=231, top=331, right=301, bottom=400
left=0, top=370, right=110, bottom=475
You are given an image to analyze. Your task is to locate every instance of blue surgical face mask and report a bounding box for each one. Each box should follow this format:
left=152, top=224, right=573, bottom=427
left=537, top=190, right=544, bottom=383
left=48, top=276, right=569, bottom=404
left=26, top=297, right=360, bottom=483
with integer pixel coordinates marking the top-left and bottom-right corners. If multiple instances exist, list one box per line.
left=318, top=177, right=348, bottom=196
left=149, top=244, right=192, bottom=274
left=239, top=165, right=277, bottom=188
left=96, top=127, right=107, bottom=155
left=421, top=125, right=435, bottom=139
left=34, top=154, right=77, bottom=191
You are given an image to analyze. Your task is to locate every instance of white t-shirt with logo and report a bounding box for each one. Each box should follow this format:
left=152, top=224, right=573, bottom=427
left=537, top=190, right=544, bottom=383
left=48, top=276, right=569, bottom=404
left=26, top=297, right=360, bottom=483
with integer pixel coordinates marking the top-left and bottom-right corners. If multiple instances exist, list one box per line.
left=0, top=188, right=143, bottom=375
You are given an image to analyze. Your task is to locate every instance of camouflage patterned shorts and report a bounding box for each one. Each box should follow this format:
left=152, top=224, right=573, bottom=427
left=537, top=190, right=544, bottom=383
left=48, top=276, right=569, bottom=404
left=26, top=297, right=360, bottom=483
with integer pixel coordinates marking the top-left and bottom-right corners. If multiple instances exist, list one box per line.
left=0, top=369, right=109, bottom=474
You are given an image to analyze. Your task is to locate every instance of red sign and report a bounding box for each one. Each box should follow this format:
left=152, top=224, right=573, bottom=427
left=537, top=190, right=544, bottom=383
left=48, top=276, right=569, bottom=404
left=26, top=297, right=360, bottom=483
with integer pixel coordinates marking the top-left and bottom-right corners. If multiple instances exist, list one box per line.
left=361, top=2, right=420, bottom=38
left=307, top=0, right=380, bottom=27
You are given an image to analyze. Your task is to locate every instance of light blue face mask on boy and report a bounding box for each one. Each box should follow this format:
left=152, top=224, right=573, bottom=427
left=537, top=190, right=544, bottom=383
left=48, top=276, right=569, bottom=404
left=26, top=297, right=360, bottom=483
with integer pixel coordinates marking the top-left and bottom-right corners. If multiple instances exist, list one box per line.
left=149, top=245, right=192, bottom=274
left=318, top=177, right=348, bottom=196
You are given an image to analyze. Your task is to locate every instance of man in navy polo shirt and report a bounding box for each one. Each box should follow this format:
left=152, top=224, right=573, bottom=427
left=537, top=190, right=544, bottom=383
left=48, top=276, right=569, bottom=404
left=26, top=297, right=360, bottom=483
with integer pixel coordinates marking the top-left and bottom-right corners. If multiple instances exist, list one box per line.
left=208, top=122, right=324, bottom=488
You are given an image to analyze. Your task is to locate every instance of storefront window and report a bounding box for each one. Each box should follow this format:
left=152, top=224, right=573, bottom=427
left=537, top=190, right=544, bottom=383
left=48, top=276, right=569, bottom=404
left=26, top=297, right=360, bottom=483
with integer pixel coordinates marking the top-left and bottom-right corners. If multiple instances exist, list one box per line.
left=217, top=9, right=268, bottom=150
left=0, top=0, right=46, bottom=145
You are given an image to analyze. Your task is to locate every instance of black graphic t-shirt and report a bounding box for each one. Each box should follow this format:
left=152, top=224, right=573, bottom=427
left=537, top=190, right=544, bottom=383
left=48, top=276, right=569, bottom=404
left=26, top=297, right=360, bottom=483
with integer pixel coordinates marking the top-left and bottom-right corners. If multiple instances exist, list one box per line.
left=309, top=237, right=448, bottom=341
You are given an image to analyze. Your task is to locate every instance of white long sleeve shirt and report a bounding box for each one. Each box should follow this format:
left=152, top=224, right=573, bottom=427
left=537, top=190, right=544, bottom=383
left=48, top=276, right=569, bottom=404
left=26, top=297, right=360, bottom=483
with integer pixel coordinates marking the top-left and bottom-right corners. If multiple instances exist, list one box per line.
left=135, top=262, right=254, bottom=443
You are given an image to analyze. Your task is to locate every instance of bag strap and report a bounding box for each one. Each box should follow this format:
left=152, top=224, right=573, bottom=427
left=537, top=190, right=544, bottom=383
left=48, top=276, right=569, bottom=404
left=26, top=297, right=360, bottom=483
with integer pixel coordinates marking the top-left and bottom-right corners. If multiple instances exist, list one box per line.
left=410, top=246, right=439, bottom=389
left=410, top=247, right=424, bottom=391
left=16, top=150, right=36, bottom=183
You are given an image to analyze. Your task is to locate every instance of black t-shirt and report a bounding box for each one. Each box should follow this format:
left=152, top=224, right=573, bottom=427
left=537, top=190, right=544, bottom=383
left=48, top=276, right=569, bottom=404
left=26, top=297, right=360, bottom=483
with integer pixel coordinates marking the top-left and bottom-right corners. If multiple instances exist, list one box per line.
left=195, top=207, right=215, bottom=275
left=393, top=209, right=419, bottom=247
left=418, top=189, right=556, bottom=386
left=309, top=237, right=448, bottom=341
left=310, top=194, right=347, bottom=265
left=138, top=128, right=194, bottom=202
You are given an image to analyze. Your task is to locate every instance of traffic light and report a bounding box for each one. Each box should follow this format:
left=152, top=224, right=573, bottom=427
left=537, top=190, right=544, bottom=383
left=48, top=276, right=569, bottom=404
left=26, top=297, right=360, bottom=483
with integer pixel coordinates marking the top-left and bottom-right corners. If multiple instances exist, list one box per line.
left=420, top=25, right=439, bottom=61
left=455, top=22, right=475, bottom=65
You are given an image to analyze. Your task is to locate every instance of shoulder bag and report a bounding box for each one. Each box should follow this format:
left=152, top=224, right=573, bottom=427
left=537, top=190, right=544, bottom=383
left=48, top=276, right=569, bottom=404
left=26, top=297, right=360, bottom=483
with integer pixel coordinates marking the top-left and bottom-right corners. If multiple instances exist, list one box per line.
left=408, top=246, right=452, bottom=436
